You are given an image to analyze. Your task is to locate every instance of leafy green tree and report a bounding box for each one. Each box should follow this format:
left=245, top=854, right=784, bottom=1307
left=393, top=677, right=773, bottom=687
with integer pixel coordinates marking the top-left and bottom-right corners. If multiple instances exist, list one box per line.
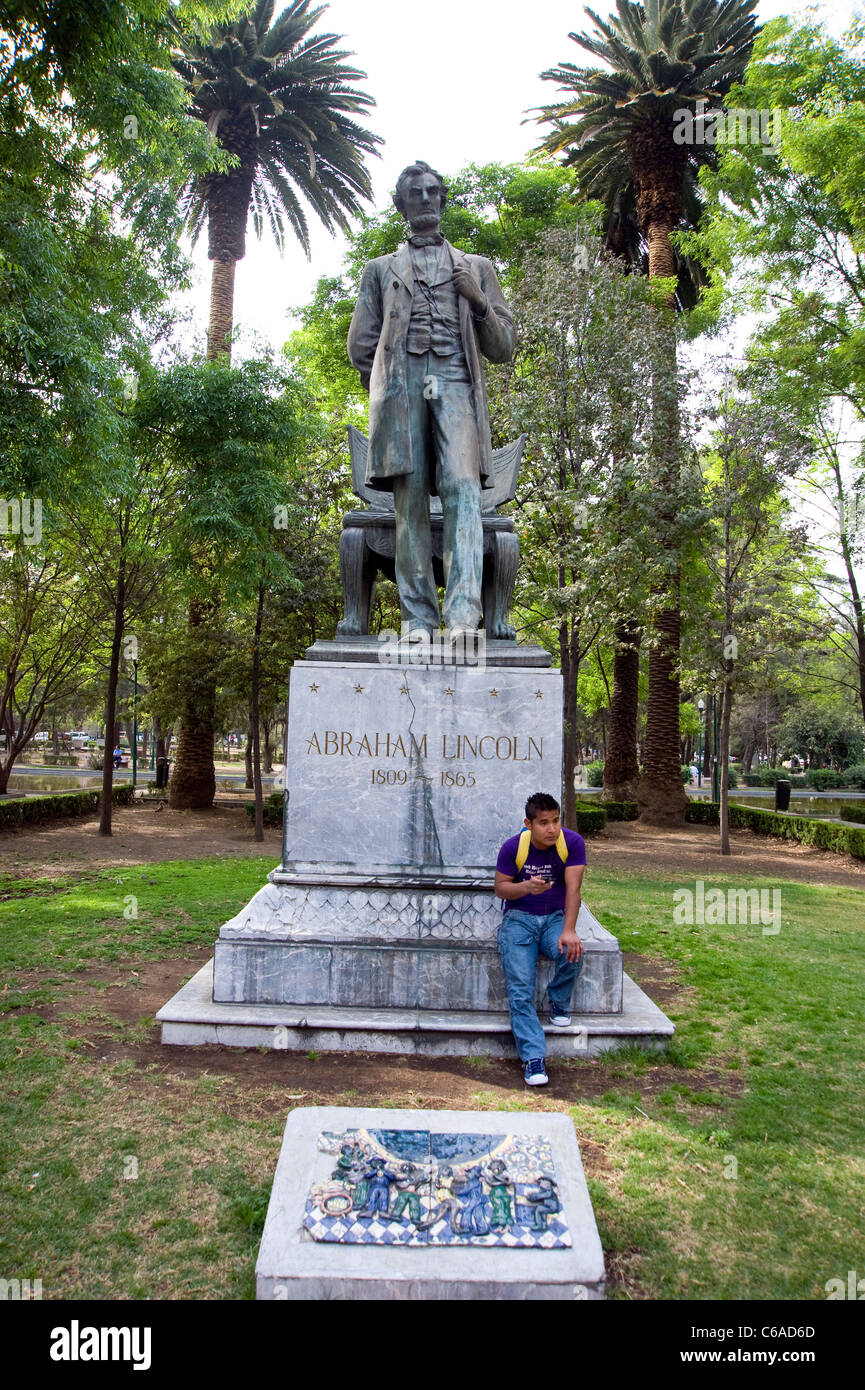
left=534, top=0, right=760, bottom=824
left=0, top=543, right=93, bottom=793
left=684, top=15, right=865, bottom=727
left=777, top=702, right=864, bottom=772
left=496, top=218, right=665, bottom=827
left=693, top=371, right=817, bottom=851
left=131, top=353, right=315, bottom=808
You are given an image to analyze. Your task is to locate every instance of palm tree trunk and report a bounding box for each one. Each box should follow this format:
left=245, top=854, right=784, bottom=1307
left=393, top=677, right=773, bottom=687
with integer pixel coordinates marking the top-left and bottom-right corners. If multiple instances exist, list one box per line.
left=171, top=251, right=236, bottom=807
left=639, top=593, right=687, bottom=823
left=603, top=620, right=640, bottom=800
left=637, top=208, right=686, bottom=824
left=168, top=597, right=217, bottom=810
left=207, top=258, right=236, bottom=361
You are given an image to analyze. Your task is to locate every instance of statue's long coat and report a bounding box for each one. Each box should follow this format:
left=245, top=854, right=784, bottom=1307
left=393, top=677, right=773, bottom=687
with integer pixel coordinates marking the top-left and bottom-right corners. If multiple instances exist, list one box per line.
left=347, top=240, right=514, bottom=492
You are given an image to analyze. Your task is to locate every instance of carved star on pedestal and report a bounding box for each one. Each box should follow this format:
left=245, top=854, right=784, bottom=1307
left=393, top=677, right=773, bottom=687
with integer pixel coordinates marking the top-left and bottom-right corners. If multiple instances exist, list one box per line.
left=535, top=690, right=543, bottom=699
left=354, top=684, right=364, bottom=694
left=399, top=685, right=409, bottom=695
left=444, top=687, right=454, bottom=697
left=489, top=687, right=499, bottom=698
left=309, top=683, right=319, bottom=693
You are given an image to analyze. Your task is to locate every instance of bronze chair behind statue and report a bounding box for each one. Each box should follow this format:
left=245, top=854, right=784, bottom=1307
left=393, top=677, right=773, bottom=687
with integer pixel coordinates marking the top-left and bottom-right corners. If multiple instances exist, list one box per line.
left=337, top=426, right=526, bottom=639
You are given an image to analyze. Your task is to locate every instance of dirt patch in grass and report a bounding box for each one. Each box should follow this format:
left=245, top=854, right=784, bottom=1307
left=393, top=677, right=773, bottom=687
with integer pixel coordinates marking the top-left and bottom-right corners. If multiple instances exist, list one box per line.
left=3, top=804, right=864, bottom=888
left=0, top=801, right=281, bottom=885
left=621, top=950, right=689, bottom=1010
left=591, top=819, right=865, bottom=887
left=26, top=952, right=742, bottom=1114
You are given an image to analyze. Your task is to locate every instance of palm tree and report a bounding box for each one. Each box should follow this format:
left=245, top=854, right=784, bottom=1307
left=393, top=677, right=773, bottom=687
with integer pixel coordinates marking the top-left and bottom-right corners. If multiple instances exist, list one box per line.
left=166, top=0, right=380, bottom=809
left=174, top=0, right=381, bottom=361
left=536, top=0, right=759, bottom=824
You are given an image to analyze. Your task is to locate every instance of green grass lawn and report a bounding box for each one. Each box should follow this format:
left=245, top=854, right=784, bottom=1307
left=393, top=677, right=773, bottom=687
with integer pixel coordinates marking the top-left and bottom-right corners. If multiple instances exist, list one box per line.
left=1, top=856, right=863, bottom=1299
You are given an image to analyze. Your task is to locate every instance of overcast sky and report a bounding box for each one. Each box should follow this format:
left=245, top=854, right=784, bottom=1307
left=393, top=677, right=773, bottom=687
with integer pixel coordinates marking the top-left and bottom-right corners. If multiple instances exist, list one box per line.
left=173, top=0, right=861, bottom=356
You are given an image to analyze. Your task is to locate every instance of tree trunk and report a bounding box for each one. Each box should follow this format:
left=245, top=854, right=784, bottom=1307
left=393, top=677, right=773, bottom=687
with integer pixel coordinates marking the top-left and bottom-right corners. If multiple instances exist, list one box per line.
left=719, top=678, right=733, bottom=856
left=603, top=620, right=641, bottom=801
left=207, top=258, right=237, bottom=362
left=245, top=714, right=254, bottom=790
left=636, top=333, right=685, bottom=823
left=638, top=596, right=687, bottom=824
left=262, top=716, right=274, bottom=776
left=251, top=581, right=265, bottom=842
left=169, top=598, right=216, bottom=810
left=560, top=622, right=578, bottom=830
left=99, top=561, right=126, bottom=836
left=629, top=130, right=687, bottom=825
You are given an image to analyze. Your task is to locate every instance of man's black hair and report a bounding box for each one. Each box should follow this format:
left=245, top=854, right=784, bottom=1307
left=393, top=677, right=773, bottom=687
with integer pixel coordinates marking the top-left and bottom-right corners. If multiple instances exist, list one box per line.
left=525, top=792, right=560, bottom=820
left=393, top=160, right=448, bottom=218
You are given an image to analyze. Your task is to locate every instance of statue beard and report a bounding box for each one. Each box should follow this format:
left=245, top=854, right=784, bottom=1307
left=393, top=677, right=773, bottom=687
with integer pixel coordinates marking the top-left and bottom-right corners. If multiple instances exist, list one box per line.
left=408, top=212, right=441, bottom=235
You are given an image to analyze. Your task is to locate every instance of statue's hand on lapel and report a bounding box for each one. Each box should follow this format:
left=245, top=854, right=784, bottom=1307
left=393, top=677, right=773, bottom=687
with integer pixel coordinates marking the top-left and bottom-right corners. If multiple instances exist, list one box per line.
left=452, top=263, right=487, bottom=315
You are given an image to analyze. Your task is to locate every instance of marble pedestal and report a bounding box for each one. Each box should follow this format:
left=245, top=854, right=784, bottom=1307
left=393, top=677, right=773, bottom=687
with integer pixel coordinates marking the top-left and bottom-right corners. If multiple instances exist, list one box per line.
left=219, top=658, right=620, bottom=1019
left=159, top=655, right=674, bottom=1054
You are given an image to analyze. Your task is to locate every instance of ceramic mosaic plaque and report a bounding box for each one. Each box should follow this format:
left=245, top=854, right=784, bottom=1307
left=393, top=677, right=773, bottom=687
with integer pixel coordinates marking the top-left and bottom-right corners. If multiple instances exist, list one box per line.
left=303, top=1128, right=572, bottom=1249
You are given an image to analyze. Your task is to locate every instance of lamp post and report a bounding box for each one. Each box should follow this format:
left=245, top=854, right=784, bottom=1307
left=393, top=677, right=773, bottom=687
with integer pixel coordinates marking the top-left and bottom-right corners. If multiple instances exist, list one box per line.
left=697, top=698, right=705, bottom=788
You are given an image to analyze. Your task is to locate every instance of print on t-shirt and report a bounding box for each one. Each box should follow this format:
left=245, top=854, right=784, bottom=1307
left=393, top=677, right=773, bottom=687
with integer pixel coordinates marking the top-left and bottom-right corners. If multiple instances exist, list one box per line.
left=495, top=828, right=587, bottom=917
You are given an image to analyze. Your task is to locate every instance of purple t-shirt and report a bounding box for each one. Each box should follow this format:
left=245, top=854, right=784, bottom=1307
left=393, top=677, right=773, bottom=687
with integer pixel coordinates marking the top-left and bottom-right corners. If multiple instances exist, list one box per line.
left=496, top=828, right=586, bottom=915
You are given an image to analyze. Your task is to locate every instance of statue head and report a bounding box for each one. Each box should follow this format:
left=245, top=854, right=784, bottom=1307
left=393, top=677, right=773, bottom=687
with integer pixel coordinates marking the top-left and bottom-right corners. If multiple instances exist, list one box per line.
left=393, top=160, right=448, bottom=234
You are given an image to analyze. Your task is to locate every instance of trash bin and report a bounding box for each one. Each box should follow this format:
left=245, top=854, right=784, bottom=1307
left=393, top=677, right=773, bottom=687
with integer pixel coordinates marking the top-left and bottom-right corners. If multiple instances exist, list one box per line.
left=775, top=778, right=791, bottom=812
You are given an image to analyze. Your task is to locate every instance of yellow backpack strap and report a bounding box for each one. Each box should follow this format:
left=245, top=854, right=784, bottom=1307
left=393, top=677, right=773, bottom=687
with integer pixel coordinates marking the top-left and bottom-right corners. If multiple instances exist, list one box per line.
left=556, top=830, right=568, bottom=864
left=515, top=828, right=532, bottom=872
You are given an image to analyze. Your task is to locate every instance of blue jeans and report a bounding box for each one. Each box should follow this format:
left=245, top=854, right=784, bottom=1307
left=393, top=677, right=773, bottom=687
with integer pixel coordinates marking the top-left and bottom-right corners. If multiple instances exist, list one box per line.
left=497, top=909, right=584, bottom=1062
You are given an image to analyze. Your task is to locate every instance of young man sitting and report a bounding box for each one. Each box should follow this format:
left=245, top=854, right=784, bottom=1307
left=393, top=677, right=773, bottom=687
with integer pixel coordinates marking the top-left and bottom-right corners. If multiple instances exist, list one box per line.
left=494, top=792, right=586, bottom=1087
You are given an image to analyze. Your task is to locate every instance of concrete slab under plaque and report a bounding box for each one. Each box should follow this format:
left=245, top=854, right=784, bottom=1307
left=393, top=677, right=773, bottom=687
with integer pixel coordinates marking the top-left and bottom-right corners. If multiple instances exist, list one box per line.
left=157, top=960, right=674, bottom=1055
left=255, top=1107, right=605, bottom=1299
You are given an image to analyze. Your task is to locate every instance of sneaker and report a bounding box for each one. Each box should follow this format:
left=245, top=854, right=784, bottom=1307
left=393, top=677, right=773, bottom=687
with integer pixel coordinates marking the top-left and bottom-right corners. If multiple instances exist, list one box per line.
left=548, top=1010, right=571, bottom=1027
left=524, top=1057, right=549, bottom=1086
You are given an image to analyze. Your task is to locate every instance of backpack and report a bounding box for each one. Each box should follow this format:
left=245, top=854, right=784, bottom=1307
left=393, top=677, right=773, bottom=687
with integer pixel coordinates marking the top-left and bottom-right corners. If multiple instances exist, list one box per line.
left=515, top=827, right=568, bottom=871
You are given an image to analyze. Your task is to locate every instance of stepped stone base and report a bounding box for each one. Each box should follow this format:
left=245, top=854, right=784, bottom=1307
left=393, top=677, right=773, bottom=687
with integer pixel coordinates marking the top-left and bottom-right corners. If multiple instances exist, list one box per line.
left=158, top=961, right=674, bottom=1056
left=214, top=884, right=622, bottom=1014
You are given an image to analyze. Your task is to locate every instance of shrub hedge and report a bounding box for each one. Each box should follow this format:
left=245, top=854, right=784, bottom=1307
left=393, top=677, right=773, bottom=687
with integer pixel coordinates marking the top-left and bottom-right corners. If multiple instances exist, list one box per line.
left=574, top=803, right=607, bottom=834
left=839, top=802, right=865, bottom=825
left=0, top=784, right=135, bottom=831
left=742, top=767, right=807, bottom=788
left=585, top=761, right=605, bottom=788
left=590, top=799, right=638, bottom=821
left=244, top=791, right=284, bottom=826
left=684, top=800, right=865, bottom=858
